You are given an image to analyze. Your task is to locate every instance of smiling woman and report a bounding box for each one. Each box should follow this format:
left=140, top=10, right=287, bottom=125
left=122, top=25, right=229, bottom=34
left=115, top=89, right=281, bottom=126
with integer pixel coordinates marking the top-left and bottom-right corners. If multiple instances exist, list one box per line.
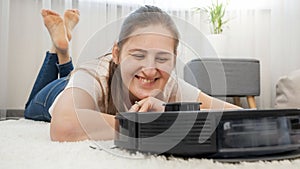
left=23, top=5, right=240, bottom=142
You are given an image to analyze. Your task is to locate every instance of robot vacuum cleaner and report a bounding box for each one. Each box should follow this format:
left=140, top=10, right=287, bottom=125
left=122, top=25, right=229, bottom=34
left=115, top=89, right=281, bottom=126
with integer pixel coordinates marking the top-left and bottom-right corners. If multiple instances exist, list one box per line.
left=114, top=102, right=300, bottom=161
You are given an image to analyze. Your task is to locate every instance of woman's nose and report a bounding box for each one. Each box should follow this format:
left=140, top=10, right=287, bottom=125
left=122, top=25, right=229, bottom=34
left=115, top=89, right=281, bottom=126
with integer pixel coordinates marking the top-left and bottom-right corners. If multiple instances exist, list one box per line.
left=142, top=67, right=157, bottom=77
left=141, top=57, right=158, bottom=75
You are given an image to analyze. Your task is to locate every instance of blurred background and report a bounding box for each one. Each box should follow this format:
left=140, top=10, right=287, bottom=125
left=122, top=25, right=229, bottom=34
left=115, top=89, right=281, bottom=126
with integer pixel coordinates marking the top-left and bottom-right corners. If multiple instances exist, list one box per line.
left=1, top=0, right=300, bottom=110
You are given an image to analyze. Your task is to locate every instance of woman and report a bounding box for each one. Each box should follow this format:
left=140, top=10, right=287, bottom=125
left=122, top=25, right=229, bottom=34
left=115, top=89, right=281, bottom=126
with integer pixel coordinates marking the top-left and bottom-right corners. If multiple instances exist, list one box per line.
left=25, top=5, right=240, bottom=142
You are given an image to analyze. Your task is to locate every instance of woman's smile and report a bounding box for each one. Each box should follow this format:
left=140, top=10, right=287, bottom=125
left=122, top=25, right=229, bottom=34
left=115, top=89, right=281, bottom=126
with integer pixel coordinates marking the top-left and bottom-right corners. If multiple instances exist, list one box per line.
left=134, top=75, right=159, bottom=88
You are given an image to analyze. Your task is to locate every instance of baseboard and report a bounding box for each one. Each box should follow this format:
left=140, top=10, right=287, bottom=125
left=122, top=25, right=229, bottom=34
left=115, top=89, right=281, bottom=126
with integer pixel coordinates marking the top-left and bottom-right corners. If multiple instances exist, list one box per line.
left=0, top=109, right=24, bottom=120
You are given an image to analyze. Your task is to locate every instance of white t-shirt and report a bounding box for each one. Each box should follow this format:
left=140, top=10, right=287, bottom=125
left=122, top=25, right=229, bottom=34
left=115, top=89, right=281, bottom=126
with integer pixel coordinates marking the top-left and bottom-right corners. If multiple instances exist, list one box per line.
left=49, top=55, right=201, bottom=115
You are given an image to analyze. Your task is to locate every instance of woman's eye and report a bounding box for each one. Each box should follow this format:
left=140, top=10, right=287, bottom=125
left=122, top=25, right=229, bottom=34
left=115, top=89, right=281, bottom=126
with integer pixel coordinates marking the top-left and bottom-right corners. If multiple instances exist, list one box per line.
left=130, top=54, right=145, bottom=59
left=156, top=57, right=169, bottom=63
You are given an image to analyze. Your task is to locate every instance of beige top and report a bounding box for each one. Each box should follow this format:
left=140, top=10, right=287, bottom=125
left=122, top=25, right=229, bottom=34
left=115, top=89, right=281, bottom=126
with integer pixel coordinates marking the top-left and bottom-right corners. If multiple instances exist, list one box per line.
left=49, top=55, right=201, bottom=115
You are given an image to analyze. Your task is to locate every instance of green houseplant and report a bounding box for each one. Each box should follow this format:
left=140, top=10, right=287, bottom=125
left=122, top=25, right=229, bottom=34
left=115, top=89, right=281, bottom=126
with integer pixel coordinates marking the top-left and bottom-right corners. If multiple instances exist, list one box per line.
left=195, top=0, right=229, bottom=34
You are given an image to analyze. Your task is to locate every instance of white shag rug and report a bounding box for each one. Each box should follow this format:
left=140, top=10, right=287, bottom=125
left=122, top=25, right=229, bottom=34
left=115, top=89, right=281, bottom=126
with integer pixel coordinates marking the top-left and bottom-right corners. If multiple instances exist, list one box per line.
left=1, top=119, right=300, bottom=169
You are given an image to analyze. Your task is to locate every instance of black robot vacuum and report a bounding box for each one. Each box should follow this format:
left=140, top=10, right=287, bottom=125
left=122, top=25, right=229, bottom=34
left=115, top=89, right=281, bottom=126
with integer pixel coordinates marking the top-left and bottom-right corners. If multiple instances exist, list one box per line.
left=114, top=102, right=300, bottom=161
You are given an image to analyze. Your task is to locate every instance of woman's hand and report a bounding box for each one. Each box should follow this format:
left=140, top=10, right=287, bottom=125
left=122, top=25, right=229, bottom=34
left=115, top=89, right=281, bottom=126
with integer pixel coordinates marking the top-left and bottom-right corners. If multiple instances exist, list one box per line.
left=129, top=96, right=165, bottom=112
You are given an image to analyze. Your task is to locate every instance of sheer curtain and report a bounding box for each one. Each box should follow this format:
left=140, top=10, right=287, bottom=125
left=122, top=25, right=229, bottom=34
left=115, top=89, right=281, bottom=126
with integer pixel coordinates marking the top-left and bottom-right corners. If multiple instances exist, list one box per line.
left=0, top=0, right=10, bottom=118
left=1, top=0, right=300, bottom=110
left=270, top=0, right=300, bottom=107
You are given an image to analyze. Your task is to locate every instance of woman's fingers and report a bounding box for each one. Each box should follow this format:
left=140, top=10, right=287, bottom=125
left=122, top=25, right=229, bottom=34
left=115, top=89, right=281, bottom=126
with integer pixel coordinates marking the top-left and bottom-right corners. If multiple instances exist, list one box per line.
left=128, top=99, right=147, bottom=112
left=128, top=97, right=165, bottom=112
left=138, top=101, right=152, bottom=112
left=133, top=97, right=165, bottom=112
left=128, top=103, right=140, bottom=112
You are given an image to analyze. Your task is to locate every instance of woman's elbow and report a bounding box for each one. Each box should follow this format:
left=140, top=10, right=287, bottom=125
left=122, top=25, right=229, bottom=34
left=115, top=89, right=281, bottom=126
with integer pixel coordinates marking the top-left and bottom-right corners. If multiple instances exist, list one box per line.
left=50, top=120, right=82, bottom=142
left=50, top=112, right=87, bottom=142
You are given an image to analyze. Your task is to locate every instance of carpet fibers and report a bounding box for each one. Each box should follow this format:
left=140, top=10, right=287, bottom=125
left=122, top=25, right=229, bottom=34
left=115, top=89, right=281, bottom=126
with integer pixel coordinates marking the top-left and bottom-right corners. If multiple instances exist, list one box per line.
left=1, top=119, right=300, bottom=169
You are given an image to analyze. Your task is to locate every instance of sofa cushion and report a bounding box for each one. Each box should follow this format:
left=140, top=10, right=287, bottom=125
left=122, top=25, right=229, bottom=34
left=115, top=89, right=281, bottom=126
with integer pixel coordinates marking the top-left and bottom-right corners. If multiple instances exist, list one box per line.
left=275, top=69, right=300, bottom=108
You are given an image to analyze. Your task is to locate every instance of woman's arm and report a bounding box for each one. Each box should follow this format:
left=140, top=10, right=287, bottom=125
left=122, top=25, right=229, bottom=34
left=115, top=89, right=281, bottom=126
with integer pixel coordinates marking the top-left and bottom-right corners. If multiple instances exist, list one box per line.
left=198, top=92, right=242, bottom=110
left=50, top=88, right=116, bottom=142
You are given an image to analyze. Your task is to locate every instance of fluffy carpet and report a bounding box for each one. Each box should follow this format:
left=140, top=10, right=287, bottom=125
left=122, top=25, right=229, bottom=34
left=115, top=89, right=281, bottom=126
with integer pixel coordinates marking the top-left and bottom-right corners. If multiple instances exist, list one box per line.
left=1, top=119, right=300, bottom=169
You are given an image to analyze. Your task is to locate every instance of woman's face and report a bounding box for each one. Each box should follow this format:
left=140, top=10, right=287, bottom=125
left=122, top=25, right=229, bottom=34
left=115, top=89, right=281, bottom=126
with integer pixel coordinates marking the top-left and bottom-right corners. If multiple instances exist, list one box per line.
left=115, top=25, right=176, bottom=100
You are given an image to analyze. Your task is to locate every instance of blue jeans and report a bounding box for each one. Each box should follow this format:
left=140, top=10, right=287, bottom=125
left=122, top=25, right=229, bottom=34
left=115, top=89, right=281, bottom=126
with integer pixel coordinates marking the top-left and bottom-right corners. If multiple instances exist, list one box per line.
left=24, top=52, right=74, bottom=122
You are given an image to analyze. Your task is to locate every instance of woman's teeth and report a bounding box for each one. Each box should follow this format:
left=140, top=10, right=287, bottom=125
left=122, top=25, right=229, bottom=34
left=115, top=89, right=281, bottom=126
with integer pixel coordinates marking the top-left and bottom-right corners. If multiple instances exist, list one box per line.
left=141, top=78, right=154, bottom=83
left=136, top=76, right=156, bottom=83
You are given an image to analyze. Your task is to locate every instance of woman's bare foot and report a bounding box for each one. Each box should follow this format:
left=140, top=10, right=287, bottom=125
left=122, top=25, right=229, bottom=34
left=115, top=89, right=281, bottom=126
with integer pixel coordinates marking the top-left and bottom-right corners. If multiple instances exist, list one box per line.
left=41, top=9, right=70, bottom=63
left=64, top=9, right=80, bottom=41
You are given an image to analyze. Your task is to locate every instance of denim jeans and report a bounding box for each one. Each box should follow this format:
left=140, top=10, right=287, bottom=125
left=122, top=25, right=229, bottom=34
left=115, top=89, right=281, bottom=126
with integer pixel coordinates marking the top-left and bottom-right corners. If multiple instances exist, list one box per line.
left=24, top=52, right=74, bottom=122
